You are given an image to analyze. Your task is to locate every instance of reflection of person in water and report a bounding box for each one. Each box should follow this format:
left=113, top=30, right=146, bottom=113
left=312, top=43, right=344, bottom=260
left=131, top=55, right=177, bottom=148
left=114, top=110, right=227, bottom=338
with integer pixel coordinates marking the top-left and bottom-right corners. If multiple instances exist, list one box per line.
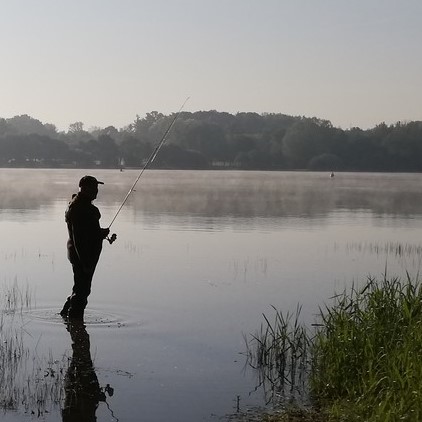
left=62, top=321, right=113, bottom=421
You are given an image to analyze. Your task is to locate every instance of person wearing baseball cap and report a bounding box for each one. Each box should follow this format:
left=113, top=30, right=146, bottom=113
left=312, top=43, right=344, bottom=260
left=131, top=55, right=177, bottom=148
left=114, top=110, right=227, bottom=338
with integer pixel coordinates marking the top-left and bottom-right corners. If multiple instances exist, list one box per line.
left=78, top=175, right=104, bottom=186
left=60, top=175, right=114, bottom=320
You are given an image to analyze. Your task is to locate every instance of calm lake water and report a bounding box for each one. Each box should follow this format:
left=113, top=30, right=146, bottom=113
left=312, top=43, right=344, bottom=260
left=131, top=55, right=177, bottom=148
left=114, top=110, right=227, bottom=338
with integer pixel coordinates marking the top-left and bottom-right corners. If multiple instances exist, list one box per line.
left=1, top=169, right=422, bottom=421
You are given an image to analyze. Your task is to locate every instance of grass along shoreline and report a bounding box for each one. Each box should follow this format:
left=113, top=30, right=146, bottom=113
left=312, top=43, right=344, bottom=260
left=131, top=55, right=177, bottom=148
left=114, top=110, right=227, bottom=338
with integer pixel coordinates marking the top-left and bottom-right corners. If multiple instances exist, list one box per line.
left=0, top=282, right=68, bottom=416
left=243, top=274, right=422, bottom=421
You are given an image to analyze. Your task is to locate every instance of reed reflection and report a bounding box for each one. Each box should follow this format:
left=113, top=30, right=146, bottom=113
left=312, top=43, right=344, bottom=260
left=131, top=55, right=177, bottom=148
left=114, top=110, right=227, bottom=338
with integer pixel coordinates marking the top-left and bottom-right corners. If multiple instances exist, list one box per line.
left=62, top=321, right=114, bottom=422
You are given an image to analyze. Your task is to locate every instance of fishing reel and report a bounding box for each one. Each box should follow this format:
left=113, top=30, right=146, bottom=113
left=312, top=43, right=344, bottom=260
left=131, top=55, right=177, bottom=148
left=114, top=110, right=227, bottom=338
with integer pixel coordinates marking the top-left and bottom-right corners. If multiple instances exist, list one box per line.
left=107, top=233, right=117, bottom=244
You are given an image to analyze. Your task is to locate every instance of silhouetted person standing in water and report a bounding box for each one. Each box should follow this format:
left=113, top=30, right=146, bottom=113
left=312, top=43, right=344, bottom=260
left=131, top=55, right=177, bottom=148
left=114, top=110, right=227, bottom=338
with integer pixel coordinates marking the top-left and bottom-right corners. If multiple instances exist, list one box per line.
left=60, top=175, right=114, bottom=320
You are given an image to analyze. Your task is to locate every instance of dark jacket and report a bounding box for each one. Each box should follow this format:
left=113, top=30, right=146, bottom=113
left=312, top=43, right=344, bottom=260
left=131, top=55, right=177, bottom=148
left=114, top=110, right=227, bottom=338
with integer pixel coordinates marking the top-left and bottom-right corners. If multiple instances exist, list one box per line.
left=65, top=192, right=105, bottom=269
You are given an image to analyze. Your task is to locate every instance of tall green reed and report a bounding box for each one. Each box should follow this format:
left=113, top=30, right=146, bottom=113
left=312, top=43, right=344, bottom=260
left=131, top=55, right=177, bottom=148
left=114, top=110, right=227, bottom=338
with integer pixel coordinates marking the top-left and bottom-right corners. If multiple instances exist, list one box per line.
left=311, top=274, right=422, bottom=421
left=244, top=304, right=310, bottom=405
left=245, top=275, right=422, bottom=421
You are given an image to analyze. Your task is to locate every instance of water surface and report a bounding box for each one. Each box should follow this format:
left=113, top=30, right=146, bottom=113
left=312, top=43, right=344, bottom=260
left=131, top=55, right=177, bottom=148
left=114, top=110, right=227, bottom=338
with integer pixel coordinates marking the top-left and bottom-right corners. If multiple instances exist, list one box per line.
left=1, top=169, right=422, bottom=421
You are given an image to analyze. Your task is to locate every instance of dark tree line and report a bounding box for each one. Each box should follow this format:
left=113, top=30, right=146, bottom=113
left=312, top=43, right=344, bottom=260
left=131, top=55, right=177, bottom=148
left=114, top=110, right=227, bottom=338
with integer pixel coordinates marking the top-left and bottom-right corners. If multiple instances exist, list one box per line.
left=0, top=112, right=422, bottom=171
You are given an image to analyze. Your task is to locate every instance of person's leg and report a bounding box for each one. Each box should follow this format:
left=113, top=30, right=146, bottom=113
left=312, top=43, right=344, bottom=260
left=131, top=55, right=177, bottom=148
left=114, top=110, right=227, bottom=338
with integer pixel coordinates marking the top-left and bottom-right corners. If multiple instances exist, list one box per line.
left=60, top=296, right=71, bottom=317
left=61, top=245, right=78, bottom=318
left=68, top=265, right=94, bottom=320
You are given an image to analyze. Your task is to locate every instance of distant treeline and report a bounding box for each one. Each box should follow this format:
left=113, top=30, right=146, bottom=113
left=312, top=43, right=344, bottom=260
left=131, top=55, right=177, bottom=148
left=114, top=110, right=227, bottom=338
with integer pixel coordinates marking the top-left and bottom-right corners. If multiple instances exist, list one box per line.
left=1, top=112, right=422, bottom=171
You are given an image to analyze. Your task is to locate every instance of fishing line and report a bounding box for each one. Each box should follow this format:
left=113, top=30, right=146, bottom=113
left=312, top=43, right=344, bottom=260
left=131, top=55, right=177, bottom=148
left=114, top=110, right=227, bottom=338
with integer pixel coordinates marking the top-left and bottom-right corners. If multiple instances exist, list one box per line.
left=107, top=97, right=190, bottom=239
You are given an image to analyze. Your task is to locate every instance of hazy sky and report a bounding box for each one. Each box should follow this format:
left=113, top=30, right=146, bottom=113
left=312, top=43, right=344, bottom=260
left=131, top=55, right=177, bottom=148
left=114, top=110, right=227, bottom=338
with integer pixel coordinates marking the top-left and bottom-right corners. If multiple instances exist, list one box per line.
left=1, top=0, right=421, bottom=131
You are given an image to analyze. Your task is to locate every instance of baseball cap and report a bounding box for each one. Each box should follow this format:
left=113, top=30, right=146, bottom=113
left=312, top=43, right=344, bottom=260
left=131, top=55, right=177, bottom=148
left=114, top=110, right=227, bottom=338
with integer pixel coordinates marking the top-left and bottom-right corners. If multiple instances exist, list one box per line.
left=79, top=175, right=104, bottom=187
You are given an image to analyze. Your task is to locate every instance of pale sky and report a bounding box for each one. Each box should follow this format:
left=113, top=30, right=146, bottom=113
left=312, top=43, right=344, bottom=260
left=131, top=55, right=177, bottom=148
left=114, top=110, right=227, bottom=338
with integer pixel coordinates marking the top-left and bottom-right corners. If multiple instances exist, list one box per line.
left=1, top=0, right=421, bottom=131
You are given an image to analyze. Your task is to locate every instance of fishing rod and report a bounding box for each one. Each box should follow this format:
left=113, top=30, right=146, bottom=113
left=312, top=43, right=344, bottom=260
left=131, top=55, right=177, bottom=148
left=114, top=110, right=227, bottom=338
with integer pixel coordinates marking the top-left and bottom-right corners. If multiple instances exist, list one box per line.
left=106, top=97, right=190, bottom=242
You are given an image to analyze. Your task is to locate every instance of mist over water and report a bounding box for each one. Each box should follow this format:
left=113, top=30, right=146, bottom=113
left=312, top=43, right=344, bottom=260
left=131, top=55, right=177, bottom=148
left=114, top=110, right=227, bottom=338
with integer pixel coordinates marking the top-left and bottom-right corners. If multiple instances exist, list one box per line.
left=3, top=169, right=422, bottom=219
left=1, top=169, right=422, bottom=421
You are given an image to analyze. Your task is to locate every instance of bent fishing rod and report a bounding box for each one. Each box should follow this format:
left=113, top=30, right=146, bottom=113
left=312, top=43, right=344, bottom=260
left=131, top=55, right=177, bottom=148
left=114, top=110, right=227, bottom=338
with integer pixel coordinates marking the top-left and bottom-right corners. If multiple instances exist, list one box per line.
left=106, top=97, right=190, bottom=243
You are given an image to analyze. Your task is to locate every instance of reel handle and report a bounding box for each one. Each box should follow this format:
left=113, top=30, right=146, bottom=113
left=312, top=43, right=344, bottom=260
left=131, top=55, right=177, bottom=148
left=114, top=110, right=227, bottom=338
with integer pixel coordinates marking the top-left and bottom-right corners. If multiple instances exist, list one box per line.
left=107, top=233, right=117, bottom=244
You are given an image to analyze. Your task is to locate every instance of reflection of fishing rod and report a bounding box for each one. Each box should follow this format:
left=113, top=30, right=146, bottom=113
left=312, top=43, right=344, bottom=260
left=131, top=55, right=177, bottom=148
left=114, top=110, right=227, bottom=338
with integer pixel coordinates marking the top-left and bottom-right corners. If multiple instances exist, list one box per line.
left=107, top=97, right=190, bottom=241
